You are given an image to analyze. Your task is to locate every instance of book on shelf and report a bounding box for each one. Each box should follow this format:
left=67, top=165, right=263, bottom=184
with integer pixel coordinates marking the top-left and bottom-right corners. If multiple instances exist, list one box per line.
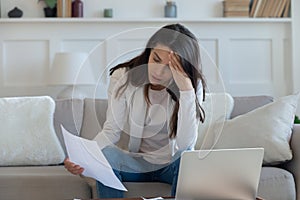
left=250, top=0, right=290, bottom=18
left=275, top=0, right=287, bottom=17
left=224, top=11, right=249, bottom=17
left=261, top=0, right=273, bottom=17
left=223, top=0, right=250, bottom=17
left=223, top=0, right=250, bottom=3
left=283, top=0, right=291, bottom=17
left=57, top=0, right=72, bottom=18
left=224, top=5, right=250, bottom=12
left=250, top=0, right=259, bottom=17
left=256, top=0, right=267, bottom=17
left=268, top=0, right=278, bottom=17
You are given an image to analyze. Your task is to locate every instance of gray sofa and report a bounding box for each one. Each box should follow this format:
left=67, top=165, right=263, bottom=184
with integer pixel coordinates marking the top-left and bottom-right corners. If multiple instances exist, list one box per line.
left=0, top=96, right=299, bottom=200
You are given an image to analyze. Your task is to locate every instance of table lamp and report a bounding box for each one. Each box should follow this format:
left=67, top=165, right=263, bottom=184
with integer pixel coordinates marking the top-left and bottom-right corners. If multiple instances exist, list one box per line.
left=49, top=52, right=95, bottom=99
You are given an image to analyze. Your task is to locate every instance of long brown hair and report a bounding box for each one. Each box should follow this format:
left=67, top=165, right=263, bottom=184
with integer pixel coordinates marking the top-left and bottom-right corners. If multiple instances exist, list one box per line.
left=110, top=23, right=206, bottom=138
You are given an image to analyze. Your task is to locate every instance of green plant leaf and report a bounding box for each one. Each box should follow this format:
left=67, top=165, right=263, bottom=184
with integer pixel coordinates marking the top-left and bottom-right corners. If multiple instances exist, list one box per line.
left=39, top=0, right=57, bottom=9
left=295, top=115, right=300, bottom=124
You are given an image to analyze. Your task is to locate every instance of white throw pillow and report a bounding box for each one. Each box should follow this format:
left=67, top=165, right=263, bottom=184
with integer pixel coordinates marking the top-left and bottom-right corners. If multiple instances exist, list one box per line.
left=0, top=96, right=65, bottom=166
left=205, top=93, right=300, bottom=165
left=195, top=93, right=234, bottom=150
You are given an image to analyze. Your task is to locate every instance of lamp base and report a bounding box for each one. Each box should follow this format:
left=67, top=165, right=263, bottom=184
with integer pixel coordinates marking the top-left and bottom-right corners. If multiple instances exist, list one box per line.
left=56, top=86, right=88, bottom=99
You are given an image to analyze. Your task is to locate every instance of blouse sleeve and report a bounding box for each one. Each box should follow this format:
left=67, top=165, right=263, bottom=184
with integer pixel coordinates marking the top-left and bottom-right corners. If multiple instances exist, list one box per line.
left=93, top=68, right=128, bottom=149
left=173, top=81, right=203, bottom=152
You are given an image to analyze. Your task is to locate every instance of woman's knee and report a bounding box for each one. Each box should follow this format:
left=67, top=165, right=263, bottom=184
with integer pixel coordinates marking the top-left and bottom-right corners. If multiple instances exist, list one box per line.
left=102, top=145, right=125, bottom=159
left=102, top=145, right=126, bottom=169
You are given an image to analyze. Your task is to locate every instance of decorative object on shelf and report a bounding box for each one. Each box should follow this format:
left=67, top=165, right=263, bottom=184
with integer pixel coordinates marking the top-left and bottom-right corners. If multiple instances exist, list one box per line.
left=38, top=0, right=57, bottom=17
left=295, top=115, right=300, bottom=124
left=223, top=0, right=250, bottom=18
left=48, top=52, right=95, bottom=99
left=103, top=8, right=113, bottom=18
left=43, top=7, right=56, bottom=17
left=8, top=7, right=23, bottom=18
left=72, top=0, right=83, bottom=18
left=57, top=0, right=72, bottom=17
left=164, top=0, right=177, bottom=18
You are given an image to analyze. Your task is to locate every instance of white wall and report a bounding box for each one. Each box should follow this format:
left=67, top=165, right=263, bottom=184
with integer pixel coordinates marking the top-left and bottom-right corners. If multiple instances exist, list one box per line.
left=0, top=0, right=299, bottom=116
left=0, top=20, right=292, bottom=97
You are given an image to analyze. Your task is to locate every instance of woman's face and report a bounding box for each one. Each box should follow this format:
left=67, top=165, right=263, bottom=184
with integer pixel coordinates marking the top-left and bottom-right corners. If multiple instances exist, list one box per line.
left=148, top=44, right=173, bottom=88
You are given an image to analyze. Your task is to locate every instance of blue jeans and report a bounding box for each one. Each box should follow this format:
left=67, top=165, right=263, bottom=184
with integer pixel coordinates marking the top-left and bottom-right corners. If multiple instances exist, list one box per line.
left=96, top=145, right=181, bottom=198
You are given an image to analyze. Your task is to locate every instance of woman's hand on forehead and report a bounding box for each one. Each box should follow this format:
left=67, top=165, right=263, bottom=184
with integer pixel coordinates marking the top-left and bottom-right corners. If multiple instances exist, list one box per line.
left=168, top=51, right=193, bottom=91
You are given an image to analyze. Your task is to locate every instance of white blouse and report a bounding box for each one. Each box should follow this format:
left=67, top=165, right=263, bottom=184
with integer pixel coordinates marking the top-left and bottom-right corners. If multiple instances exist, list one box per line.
left=93, top=68, right=203, bottom=163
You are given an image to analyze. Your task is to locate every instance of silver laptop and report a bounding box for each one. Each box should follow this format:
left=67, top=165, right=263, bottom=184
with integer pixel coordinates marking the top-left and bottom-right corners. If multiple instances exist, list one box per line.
left=173, top=148, right=264, bottom=200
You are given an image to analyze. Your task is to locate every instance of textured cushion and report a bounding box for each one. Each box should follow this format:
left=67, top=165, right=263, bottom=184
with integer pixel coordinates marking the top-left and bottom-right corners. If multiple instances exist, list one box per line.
left=206, top=93, right=300, bottom=165
left=54, top=98, right=84, bottom=155
left=0, top=96, right=65, bottom=166
left=258, top=167, right=296, bottom=200
left=195, top=93, right=234, bottom=149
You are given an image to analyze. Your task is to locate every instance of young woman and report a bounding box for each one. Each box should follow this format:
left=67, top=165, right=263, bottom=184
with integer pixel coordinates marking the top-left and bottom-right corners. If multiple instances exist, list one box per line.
left=64, top=23, right=206, bottom=198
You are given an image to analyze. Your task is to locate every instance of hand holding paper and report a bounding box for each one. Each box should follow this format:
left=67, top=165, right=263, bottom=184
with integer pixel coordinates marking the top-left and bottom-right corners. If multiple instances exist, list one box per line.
left=61, top=126, right=127, bottom=191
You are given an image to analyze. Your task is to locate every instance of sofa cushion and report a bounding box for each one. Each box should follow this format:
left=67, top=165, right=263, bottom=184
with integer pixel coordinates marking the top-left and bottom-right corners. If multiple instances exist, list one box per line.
left=80, top=98, right=108, bottom=140
left=81, top=98, right=130, bottom=150
left=0, top=96, right=65, bottom=166
left=258, top=167, right=296, bottom=200
left=54, top=98, right=84, bottom=156
left=231, top=95, right=274, bottom=119
left=205, top=93, right=300, bottom=165
left=195, top=93, right=234, bottom=149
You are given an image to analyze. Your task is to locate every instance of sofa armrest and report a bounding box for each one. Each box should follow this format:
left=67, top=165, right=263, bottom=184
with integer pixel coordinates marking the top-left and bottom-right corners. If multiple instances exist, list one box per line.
left=285, top=124, right=300, bottom=199
left=80, top=175, right=97, bottom=198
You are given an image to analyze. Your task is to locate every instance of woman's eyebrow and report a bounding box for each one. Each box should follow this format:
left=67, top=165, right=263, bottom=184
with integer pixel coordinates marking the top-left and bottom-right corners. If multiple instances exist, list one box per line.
left=153, top=52, right=162, bottom=62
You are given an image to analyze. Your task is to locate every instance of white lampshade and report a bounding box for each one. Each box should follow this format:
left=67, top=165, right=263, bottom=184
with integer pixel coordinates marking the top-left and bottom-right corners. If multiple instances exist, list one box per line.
left=49, top=52, right=96, bottom=99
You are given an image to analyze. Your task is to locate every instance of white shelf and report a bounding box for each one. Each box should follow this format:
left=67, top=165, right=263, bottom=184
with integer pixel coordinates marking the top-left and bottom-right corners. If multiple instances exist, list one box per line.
left=0, top=17, right=292, bottom=23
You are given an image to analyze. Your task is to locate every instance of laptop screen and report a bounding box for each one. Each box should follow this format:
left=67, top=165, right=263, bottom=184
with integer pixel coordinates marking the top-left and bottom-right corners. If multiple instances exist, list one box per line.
left=175, top=148, right=264, bottom=200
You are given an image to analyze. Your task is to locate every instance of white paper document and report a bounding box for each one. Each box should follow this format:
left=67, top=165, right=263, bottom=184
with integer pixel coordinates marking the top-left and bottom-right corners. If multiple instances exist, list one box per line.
left=142, top=197, right=164, bottom=200
left=61, top=126, right=127, bottom=191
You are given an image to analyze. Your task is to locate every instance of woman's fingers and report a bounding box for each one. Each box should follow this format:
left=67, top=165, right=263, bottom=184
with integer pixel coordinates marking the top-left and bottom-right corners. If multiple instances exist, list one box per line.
left=64, top=158, right=84, bottom=175
left=169, top=51, right=184, bottom=73
left=169, top=51, right=193, bottom=91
